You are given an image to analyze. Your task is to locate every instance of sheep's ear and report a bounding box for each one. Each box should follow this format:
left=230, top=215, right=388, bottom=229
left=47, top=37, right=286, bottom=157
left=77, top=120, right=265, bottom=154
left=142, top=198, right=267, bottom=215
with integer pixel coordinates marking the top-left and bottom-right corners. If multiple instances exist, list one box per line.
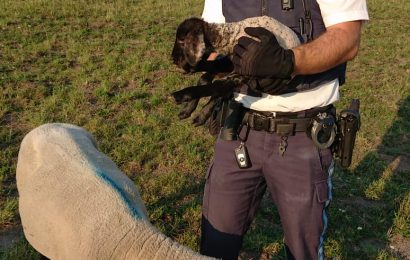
left=183, top=32, right=206, bottom=66
left=171, top=38, right=184, bottom=65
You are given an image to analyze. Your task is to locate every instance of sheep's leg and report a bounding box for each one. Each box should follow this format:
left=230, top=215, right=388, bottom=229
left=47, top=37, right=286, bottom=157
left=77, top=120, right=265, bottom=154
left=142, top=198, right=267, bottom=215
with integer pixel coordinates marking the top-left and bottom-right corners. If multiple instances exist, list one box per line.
left=195, top=57, right=233, bottom=74
left=172, top=80, right=235, bottom=104
left=178, top=73, right=214, bottom=119
left=178, top=99, right=200, bottom=119
left=192, top=96, right=218, bottom=126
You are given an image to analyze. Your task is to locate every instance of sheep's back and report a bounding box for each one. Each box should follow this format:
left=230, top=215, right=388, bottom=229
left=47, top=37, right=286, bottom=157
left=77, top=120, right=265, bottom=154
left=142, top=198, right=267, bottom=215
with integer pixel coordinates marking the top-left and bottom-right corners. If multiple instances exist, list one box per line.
left=215, top=16, right=300, bottom=55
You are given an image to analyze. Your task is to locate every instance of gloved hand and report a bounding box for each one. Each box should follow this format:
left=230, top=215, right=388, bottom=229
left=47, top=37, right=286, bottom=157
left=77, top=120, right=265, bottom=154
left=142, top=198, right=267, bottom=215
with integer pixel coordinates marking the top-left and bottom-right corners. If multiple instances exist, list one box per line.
left=232, top=27, right=295, bottom=79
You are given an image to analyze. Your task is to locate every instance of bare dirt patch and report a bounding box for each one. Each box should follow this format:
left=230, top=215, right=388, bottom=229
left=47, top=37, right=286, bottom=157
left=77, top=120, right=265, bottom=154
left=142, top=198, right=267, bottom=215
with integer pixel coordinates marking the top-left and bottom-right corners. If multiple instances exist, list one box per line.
left=389, top=234, right=410, bottom=259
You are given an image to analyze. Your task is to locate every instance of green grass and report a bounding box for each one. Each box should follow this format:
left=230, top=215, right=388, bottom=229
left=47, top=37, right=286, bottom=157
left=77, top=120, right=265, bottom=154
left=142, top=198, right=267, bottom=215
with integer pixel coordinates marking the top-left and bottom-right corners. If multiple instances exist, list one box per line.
left=0, top=0, right=409, bottom=259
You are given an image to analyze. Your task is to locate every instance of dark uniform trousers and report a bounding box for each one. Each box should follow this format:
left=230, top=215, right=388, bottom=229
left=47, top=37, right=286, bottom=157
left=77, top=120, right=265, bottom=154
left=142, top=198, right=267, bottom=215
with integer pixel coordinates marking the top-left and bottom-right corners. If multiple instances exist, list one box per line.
left=200, top=128, right=334, bottom=260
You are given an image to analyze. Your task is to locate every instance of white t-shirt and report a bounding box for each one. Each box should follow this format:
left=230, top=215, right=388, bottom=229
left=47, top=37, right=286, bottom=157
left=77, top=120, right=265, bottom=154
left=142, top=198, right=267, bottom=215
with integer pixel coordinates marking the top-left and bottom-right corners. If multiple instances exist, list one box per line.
left=202, top=0, right=369, bottom=112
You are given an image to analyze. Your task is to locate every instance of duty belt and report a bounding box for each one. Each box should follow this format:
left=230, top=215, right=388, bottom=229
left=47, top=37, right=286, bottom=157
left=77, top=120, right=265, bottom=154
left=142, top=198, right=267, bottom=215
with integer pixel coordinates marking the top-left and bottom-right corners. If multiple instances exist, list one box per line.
left=243, top=111, right=312, bottom=135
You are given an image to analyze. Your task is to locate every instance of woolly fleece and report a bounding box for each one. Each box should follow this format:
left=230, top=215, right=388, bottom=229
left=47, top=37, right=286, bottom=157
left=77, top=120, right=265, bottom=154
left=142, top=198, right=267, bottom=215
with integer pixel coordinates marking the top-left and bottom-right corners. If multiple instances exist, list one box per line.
left=17, top=123, right=212, bottom=260
left=208, top=16, right=301, bottom=56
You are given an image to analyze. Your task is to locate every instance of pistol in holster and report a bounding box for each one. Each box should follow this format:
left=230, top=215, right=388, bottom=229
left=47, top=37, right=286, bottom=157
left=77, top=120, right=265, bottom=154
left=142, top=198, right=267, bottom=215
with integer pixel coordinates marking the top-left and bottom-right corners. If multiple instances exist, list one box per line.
left=333, top=99, right=361, bottom=168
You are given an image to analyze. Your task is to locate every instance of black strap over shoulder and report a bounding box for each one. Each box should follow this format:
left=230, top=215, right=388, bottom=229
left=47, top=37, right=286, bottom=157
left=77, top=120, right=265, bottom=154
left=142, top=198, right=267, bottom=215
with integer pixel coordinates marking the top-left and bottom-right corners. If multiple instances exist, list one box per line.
left=300, top=0, right=313, bottom=42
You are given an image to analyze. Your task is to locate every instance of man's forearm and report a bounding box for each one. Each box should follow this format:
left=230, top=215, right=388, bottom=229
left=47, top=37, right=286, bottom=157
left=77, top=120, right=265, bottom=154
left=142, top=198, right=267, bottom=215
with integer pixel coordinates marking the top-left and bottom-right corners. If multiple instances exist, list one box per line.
left=292, top=21, right=363, bottom=75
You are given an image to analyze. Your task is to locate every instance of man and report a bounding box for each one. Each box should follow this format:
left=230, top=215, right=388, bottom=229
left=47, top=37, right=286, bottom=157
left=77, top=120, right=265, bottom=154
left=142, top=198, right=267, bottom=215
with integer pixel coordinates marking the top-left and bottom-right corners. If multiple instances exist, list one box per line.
left=199, top=0, right=369, bottom=259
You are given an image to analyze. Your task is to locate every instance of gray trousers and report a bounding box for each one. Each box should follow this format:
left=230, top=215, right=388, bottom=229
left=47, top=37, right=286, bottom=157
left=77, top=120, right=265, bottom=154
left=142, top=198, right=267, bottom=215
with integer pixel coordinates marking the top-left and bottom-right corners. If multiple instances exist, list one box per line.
left=201, top=128, right=334, bottom=260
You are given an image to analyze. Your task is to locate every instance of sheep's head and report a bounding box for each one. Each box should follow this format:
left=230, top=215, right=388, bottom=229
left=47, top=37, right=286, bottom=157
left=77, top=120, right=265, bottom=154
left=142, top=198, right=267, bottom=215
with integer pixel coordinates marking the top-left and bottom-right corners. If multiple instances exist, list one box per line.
left=171, top=17, right=213, bottom=73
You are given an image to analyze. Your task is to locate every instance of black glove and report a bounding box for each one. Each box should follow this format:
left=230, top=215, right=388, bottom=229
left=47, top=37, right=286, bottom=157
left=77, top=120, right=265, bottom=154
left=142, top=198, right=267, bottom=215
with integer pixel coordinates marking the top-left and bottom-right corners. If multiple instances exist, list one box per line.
left=232, top=27, right=295, bottom=79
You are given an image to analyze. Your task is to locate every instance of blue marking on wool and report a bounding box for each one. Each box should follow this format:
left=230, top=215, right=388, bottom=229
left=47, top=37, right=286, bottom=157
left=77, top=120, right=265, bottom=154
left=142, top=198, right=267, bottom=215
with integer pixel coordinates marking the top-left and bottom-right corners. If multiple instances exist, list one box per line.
left=94, top=168, right=142, bottom=219
left=317, top=161, right=334, bottom=260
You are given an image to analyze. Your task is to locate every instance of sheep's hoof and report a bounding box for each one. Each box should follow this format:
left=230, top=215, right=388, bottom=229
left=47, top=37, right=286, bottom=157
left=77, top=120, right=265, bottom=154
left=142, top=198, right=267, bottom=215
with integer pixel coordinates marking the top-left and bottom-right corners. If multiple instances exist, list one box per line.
left=178, top=112, right=188, bottom=119
left=192, top=114, right=207, bottom=126
left=178, top=100, right=199, bottom=119
left=192, top=106, right=213, bottom=126
left=178, top=110, right=192, bottom=119
left=171, top=91, right=192, bottom=104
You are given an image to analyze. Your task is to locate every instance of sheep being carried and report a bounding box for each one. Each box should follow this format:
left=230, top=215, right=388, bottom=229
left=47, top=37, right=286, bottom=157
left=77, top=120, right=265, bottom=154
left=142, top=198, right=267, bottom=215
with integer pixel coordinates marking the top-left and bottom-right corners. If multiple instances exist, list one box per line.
left=170, top=16, right=301, bottom=126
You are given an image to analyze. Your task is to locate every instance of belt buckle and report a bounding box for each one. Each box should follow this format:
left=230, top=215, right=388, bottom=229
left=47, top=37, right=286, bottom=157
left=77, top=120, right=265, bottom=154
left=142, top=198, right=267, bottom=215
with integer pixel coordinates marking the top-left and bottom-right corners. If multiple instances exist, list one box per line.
left=252, top=113, right=270, bottom=131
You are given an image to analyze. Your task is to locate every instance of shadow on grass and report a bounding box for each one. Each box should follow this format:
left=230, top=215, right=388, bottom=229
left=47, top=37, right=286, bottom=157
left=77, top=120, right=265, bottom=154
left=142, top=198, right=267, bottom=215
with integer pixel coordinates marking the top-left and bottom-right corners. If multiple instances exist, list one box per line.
left=329, top=95, right=409, bottom=258
left=146, top=175, right=205, bottom=236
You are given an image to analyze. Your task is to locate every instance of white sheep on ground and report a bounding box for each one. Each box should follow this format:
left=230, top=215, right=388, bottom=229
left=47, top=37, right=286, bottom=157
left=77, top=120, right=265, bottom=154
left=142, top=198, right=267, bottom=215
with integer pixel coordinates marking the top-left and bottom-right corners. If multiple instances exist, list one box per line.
left=17, top=123, right=213, bottom=260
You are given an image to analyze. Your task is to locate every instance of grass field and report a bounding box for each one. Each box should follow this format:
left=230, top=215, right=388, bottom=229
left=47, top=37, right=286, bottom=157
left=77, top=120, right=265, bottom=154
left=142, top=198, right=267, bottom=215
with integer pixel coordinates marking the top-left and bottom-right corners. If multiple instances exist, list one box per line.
left=0, top=0, right=409, bottom=259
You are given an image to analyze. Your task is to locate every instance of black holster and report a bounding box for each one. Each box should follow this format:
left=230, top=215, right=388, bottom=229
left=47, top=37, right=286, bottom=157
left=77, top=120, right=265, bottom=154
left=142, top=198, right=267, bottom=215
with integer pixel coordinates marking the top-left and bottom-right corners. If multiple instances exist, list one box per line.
left=219, top=99, right=244, bottom=141
left=333, top=99, right=361, bottom=168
